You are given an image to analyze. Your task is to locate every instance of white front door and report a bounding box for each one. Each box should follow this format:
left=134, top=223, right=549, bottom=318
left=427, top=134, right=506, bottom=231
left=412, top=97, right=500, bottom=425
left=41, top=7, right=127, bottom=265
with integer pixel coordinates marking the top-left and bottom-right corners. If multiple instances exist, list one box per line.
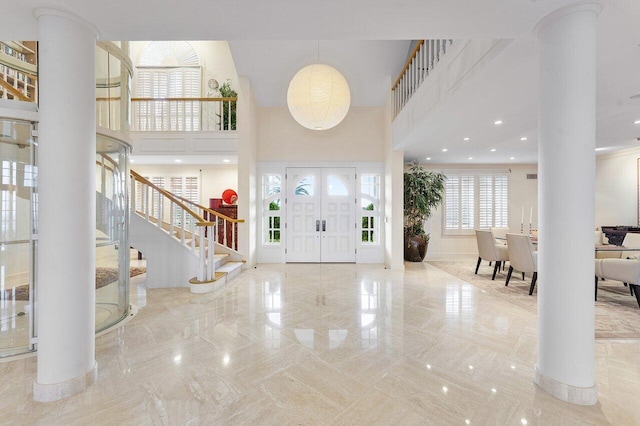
left=286, top=167, right=356, bottom=263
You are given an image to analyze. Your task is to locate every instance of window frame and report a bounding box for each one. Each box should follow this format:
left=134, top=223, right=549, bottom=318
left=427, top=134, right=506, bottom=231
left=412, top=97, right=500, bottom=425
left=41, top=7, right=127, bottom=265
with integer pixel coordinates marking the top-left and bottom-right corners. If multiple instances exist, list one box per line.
left=442, top=170, right=509, bottom=236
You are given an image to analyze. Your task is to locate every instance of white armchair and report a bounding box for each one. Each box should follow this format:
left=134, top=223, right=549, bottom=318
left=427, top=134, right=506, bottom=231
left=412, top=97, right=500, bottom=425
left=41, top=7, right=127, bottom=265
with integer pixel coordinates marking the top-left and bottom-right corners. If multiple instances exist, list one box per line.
left=597, top=232, right=640, bottom=259
left=475, top=230, right=509, bottom=280
left=505, top=233, right=538, bottom=295
left=594, top=258, right=640, bottom=308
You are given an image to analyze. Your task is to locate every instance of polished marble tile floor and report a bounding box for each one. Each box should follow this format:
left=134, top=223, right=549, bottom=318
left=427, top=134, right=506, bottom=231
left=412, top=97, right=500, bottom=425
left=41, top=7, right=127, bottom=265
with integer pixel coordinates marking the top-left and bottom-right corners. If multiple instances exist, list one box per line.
left=1, top=262, right=640, bottom=425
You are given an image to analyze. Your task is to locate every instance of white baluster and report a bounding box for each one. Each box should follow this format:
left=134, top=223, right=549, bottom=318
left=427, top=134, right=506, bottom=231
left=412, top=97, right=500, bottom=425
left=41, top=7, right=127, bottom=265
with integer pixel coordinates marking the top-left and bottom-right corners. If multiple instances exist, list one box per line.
left=190, top=220, right=196, bottom=252
left=198, top=226, right=206, bottom=281
left=208, top=225, right=215, bottom=279
left=157, top=195, right=163, bottom=229
left=169, top=201, right=175, bottom=238
left=180, top=209, right=186, bottom=245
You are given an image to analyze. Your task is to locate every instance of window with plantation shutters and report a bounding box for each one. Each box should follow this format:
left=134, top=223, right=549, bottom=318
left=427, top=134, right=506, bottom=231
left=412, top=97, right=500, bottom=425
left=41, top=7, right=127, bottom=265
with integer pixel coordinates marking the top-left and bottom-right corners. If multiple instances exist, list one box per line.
left=444, top=171, right=508, bottom=235
left=135, top=67, right=201, bottom=131
left=168, top=176, right=199, bottom=227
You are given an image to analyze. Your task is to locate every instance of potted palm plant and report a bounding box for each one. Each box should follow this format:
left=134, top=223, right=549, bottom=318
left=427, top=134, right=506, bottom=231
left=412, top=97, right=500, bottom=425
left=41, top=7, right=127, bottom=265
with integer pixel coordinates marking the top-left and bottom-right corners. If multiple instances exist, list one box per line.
left=404, top=163, right=446, bottom=262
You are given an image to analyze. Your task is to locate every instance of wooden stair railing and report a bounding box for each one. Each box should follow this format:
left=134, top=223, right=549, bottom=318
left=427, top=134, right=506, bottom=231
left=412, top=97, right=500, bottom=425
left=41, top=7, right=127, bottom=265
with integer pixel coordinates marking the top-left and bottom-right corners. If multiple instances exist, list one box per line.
left=130, top=170, right=217, bottom=284
left=172, top=194, right=245, bottom=252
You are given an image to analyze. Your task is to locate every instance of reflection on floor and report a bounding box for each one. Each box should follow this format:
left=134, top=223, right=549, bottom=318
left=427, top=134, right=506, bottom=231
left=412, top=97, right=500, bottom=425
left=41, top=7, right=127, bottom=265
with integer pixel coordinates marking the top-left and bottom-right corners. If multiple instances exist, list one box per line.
left=1, top=262, right=639, bottom=424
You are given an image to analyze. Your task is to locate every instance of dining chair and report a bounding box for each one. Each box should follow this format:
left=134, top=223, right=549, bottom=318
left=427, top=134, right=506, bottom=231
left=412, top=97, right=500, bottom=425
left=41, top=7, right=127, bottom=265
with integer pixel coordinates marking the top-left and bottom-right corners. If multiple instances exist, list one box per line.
left=475, top=230, right=509, bottom=280
left=594, top=258, right=640, bottom=308
left=490, top=227, right=510, bottom=243
left=505, top=233, right=538, bottom=295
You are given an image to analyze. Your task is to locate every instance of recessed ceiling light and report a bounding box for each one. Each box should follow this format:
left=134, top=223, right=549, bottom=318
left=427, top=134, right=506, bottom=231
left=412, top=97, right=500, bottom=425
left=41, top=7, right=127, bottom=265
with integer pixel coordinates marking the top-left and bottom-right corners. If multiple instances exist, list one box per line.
left=490, top=148, right=496, bottom=152
left=510, top=157, right=515, bottom=160
left=442, top=148, right=448, bottom=152
left=494, top=120, right=503, bottom=125
left=595, top=147, right=606, bottom=151
left=426, top=157, right=432, bottom=160
left=520, top=137, right=528, bottom=141
left=463, top=137, right=470, bottom=141
left=468, top=157, right=473, bottom=160
left=223, top=159, right=230, bottom=163
left=634, top=119, right=640, bottom=124
left=174, top=159, right=182, bottom=163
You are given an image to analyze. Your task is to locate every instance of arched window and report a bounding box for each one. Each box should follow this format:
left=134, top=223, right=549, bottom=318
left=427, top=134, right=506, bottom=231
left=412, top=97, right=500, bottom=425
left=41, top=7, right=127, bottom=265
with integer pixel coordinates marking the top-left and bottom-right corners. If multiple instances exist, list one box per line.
left=135, top=42, right=202, bottom=131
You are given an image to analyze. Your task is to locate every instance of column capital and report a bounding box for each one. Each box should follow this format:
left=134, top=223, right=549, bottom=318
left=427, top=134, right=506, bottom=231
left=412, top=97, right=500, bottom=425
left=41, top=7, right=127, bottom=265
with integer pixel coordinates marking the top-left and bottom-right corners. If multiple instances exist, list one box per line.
left=534, top=2, right=602, bottom=38
left=33, top=7, right=100, bottom=40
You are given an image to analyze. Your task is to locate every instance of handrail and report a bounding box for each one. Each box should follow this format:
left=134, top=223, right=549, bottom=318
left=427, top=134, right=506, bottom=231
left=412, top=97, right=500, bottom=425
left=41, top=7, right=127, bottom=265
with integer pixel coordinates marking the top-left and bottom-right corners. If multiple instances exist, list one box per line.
left=173, top=194, right=244, bottom=224
left=391, top=39, right=455, bottom=118
left=0, top=78, right=30, bottom=101
left=132, top=97, right=237, bottom=102
left=130, top=170, right=212, bottom=226
left=130, top=97, right=237, bottom=132
left=130, top=170, right=217, bottom=283
left=392, top=40, right=425, bottom=91
left=172, top=194, right=244, bottom=251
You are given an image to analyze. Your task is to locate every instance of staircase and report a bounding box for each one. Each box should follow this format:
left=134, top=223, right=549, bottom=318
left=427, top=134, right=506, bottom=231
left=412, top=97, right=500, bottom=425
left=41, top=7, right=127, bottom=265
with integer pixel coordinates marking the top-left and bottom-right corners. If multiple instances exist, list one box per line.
left=128, top=169, right=244, bottom=293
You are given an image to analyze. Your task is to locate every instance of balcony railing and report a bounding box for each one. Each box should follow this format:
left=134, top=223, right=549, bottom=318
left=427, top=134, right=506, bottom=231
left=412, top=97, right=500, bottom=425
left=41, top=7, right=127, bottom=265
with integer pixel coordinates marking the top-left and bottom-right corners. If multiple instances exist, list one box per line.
left=392, top=39, right=454, bottom=118
left=131, top=97, right=237, bottom=132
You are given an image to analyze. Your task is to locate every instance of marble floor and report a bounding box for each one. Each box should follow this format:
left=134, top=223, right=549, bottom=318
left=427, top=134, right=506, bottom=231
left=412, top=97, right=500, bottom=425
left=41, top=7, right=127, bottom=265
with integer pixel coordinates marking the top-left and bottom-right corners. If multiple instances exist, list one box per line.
left=1, top=262, right=640, bottom=425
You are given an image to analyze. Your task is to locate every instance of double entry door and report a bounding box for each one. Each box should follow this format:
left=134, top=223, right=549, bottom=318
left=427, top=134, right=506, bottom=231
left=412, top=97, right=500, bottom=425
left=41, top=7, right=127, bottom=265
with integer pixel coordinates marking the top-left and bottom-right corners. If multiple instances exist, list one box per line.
left=286, top=167, right=356, bottom=263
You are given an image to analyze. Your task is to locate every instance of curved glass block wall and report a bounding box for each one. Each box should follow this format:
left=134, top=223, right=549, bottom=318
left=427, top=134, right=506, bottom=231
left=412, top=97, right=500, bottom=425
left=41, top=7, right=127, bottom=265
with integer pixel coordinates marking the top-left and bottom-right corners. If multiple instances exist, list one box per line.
left=0, top=118, right=37, bottom=357
left=96, top=134, right=131, bottom=332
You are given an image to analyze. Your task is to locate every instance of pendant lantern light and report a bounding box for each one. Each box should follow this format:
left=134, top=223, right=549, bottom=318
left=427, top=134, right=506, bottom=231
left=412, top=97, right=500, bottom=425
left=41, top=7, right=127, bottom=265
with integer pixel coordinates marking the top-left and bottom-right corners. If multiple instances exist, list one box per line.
left=286, top=64, right=351, bottom=130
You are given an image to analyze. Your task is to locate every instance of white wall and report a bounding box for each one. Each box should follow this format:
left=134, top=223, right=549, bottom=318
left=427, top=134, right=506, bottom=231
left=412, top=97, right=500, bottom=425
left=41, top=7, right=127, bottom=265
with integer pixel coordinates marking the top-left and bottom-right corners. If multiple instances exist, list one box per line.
left=258, top=107, right=386, bottom=162
left=424, top=163, right=538, bottom=260
left=595, top=147, right=639, bottom=227
left=237, top=76, right=259, bottom=267
left=131, top=164, right=238, bottom=207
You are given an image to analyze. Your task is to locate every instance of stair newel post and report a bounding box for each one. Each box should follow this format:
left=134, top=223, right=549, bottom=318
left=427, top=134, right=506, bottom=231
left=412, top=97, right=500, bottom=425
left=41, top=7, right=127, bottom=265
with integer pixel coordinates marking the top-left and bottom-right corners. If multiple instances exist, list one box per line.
left=208, top=224, right=215, bottom=279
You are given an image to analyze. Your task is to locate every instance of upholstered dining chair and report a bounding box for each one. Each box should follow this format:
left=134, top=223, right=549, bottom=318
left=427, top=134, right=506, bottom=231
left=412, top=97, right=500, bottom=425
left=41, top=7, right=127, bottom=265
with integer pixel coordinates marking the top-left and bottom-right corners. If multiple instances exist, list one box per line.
left=491, top=227, right=510, bottom=244
left=594, top=258, right=640, bottom=308
left=505, top=233, right=538, bottom=295
left=475, top=230, right=509, bottom=280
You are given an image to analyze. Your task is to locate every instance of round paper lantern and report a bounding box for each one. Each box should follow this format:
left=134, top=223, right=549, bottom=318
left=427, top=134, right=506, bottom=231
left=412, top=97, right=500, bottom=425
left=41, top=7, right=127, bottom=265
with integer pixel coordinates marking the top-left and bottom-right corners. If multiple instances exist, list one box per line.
left=287, top=64, right=351, bottom=131
left=222, top=189, right=238, bottom=205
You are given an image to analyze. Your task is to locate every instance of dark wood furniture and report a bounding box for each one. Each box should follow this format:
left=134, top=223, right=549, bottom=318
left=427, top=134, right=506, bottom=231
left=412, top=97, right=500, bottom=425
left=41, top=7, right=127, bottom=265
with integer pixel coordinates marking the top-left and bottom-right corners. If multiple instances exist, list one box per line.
left=208, top=199, right=238, bottom=250
left=602, top=226, right=640, bottom=246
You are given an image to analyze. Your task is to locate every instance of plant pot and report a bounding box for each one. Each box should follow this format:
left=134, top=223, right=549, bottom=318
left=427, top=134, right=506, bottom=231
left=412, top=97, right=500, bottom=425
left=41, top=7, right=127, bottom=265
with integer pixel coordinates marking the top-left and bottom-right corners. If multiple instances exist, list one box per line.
left=404, top=234, right=428, bottom=262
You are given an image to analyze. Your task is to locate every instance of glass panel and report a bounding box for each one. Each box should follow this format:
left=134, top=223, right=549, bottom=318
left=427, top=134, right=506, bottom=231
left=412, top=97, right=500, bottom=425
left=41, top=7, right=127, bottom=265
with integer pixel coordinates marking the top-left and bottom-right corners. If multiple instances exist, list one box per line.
left=0, top=119, right=35, bottom=357
left=95, top=135, right=130, bottom=332
left=327, top=175, right=348, bottom=196
left=294, top=176, right=314, bottom=196
left=95, top=46, right=110, bottom=129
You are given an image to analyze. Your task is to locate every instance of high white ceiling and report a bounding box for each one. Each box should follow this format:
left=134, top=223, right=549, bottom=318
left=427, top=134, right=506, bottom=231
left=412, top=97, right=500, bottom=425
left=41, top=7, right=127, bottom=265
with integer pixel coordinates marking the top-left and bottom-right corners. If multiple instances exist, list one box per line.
left=2, top=0, right=639, bottom=164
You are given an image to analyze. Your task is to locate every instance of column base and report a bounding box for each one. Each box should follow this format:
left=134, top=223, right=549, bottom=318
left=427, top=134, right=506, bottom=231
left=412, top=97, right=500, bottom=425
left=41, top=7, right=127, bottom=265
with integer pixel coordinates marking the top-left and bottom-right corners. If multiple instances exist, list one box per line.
left=33, top=361, right=98, bottom=402
left=534, top=365, right=598, bottom=405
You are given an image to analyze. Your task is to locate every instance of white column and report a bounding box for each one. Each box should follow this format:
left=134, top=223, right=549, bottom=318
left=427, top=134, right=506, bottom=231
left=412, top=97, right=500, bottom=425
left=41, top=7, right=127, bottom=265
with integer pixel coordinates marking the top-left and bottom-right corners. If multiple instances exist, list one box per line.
left=33, top=8, right=99, bottom=402
left=535, top=2, right=601, bottom=405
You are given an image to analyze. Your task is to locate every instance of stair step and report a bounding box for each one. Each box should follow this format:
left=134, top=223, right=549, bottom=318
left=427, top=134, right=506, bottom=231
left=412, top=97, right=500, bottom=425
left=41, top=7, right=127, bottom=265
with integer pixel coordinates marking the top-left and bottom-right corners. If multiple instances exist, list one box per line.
left=217, top=261, right=243, bottom=282
left=214, top=253, right=230, bottom=268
